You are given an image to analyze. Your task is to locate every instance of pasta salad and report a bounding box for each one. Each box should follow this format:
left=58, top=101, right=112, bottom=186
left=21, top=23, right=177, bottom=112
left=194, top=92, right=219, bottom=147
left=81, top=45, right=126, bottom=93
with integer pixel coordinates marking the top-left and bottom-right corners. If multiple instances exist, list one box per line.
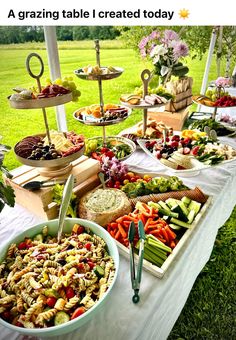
left=0, top=224, right=115, bottom=328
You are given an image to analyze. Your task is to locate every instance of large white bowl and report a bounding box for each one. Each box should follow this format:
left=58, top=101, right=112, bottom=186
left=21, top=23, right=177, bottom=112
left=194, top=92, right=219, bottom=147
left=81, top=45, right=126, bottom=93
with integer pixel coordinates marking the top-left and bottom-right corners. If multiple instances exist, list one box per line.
left=0, top=218, right=119, bottom=337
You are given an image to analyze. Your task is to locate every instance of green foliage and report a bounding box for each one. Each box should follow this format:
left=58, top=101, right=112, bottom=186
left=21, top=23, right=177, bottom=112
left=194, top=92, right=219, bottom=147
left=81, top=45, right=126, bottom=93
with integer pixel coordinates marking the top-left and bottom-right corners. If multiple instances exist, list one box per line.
left=117, top=26, right=236, bottom=63
left=0, top=143, right=15, bottom=212
left=52, top=183, right=77, bottom=218
left=0, top=26, right=44, bottom=44
left=0, top=26, right=120, bottom=44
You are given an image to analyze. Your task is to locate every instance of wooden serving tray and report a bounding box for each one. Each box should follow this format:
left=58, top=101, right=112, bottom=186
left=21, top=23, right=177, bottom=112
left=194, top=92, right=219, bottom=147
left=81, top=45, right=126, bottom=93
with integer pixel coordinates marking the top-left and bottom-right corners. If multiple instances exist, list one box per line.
left=8, top=92, right=72, bottom=109
left=114, top=187, right=212, bottom=278
left=4, top=156, right=101, bottom=220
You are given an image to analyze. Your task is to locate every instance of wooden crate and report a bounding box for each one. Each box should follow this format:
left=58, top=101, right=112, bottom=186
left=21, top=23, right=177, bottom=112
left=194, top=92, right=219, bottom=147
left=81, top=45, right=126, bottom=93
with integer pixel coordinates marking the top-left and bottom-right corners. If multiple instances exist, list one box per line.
left=148, top=107, right=189, bottom=130
left=4, top=156, right=101, bottom=220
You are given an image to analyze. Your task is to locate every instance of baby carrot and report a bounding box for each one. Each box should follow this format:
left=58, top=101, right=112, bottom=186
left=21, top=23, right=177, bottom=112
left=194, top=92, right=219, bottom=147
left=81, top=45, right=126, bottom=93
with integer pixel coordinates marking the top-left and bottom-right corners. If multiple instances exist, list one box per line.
left=118, top=223, right=127, bottom=238
left=115, top=230, right=121, bottom=240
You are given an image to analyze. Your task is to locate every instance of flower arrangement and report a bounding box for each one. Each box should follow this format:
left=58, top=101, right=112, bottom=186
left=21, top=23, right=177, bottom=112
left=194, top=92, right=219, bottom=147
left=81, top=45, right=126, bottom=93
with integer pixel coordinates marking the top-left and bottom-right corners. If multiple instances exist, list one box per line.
left=139, top=29, right=189, bottom=84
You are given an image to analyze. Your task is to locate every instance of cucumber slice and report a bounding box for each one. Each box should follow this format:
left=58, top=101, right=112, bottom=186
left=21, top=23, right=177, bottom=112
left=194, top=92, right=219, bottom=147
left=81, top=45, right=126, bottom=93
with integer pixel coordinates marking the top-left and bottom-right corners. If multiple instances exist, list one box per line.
left=189, top=201, right=201, bottom=215
left=33, top=233, right=43, bottom=242
left=187, top=210, right=196, bottom=224
left=170, top=217, right=191, bottom=228
left=54, top=311, right=70, bottom=326
left=158, top=201, right=172, bottom=213
left=171, top=204, right=188, bottom=222
left=178, top=201, right=189, bottom=217
left=166, top=198, right=178, bottom=209
left=181, top=196, right=191, bottom=206
left=94, top=265, right=105, bottom=278
left=169, top=223, right=182, bottom=231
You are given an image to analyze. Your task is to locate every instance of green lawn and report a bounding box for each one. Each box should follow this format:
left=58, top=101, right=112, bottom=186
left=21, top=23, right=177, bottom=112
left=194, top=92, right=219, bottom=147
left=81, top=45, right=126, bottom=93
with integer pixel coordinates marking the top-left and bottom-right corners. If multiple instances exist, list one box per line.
left=0, top=40, right=221, bottom=170
left=0, top=41, right=235, bottom=339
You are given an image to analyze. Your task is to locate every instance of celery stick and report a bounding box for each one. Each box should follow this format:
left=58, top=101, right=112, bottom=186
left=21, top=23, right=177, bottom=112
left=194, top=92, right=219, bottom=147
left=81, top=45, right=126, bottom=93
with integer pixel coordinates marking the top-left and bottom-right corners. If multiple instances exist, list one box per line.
left=145, top=244, right=167, bottom=261
left=143, top=248, right=164, bottom=266
left=143, top=252, right=163, bottom=267
left=147, top=238, right=172, bottom=253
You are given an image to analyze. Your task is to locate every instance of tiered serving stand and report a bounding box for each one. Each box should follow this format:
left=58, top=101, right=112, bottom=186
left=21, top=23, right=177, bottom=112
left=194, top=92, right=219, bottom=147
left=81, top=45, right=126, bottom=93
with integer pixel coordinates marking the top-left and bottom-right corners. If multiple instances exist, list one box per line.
left=120, top=69, right=169, bottom=136
left=8, top=53, right=84, bottom=176
left=74, top=40, right=132, bottom=146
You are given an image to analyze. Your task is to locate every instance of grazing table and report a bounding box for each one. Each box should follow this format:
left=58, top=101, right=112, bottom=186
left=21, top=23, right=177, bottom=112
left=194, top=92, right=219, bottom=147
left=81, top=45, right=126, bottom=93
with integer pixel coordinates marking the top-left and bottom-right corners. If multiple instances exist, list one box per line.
left=0, top=135, right=236, bottom=340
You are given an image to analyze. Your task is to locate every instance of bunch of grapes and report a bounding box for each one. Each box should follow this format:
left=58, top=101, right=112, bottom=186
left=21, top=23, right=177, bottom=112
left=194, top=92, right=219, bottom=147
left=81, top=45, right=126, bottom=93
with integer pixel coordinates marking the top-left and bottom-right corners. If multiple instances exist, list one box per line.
left=45, top=76, right=81, bottom=102
left=134, top=84, right=170, bottom=96
left=205, top=88, right=229, bottom=102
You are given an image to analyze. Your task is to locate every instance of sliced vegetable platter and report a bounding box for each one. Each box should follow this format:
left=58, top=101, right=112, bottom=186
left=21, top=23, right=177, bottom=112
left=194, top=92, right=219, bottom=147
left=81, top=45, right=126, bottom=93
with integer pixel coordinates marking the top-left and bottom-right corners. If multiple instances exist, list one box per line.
left=137, top=136, right=236, bottom=176
left=106, top=188, right=212, bottom=278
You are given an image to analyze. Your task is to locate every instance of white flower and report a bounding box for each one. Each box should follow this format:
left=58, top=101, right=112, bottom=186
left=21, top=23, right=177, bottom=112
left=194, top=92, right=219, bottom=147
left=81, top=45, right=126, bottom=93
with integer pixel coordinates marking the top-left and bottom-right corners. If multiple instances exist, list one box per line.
left=150, top=44, right=168, bottom=58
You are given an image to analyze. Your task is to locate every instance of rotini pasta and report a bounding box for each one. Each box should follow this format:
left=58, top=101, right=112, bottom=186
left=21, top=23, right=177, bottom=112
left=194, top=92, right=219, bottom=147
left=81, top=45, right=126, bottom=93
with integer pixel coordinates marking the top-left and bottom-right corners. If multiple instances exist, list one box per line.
left=0, top=224, right=115, bottom=329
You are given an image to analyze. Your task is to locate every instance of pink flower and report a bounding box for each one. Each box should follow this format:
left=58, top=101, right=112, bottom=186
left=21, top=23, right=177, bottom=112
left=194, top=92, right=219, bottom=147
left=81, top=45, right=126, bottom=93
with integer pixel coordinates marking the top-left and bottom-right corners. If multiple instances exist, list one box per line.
left=138, top=36, right=149, bottom=49
left=149, top=31, right=159, bottom=40
left=164, top=30, right=179, bottom=42
left=215, top=77, right=230, bottom=87
left=173, top=41, right=189, bottom=60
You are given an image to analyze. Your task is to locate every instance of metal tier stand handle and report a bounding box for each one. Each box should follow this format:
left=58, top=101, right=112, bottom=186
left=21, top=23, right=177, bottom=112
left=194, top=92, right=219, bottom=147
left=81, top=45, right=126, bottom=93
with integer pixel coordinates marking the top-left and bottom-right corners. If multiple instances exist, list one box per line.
left=94, top=40, right=106, bottom=145
left=141, top=69, right=152, bottom=136
left=26, top=53, right=51, bottom=144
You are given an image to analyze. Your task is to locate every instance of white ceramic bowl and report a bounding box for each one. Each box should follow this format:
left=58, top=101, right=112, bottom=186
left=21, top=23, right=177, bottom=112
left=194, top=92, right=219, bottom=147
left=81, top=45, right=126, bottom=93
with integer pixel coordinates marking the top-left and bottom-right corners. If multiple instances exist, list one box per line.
left=0, top=218, right=119, bottom=337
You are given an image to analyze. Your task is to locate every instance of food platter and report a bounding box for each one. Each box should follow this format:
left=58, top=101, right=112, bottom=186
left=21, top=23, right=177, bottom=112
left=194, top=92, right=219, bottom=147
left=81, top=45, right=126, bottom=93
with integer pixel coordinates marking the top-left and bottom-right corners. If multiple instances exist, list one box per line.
left=74, top=67, right=124, bottom=81
left=73, top=105, right=132, bottom=126
left=120, top=100, right=168, bottom=110
left=14, top=133, right=85, bottom=176
left=8, top=92, right=73, bottom=109
left=137, top=138, right=236, bottom=177
left=192, top=95, right=236, bottom=109
left=87, top=136, right=136, bottom=161
left=114, top=194, right=212, bottom=278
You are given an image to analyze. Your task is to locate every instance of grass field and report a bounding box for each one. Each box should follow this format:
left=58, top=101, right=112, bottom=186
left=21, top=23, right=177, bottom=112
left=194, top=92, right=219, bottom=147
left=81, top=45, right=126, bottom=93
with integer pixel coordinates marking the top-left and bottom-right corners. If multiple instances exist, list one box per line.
left=0, top=40, right=222, bottom=170
left=0, top=40, right=235, bottom=339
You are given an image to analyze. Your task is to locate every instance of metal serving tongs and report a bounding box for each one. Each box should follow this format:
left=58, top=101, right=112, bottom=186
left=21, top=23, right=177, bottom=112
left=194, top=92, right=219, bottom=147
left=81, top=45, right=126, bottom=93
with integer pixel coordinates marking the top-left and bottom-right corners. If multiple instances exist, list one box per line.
left=57, top=174, right=74, bottom=244
left=128, top=220, right=146, bottom=304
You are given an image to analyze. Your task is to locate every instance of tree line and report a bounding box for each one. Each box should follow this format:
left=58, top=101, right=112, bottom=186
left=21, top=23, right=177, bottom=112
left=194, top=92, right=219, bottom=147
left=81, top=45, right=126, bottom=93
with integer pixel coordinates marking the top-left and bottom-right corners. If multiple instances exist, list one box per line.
left=0, top=26, right=120, bottom=44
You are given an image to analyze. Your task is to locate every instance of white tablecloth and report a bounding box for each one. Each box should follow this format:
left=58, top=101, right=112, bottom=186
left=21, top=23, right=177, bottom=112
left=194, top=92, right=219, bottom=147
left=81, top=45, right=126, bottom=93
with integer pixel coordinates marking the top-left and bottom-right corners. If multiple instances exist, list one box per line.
left=0, top=136, right=236, bottom=340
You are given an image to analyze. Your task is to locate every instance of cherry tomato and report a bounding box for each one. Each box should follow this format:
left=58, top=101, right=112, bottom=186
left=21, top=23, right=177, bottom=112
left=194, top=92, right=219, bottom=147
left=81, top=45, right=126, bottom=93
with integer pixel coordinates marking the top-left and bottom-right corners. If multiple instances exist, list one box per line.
left=106, top=180, right=114, bottom=188
left=46, top=297, right=57, bottom=308
left=105, top=150, right=115, bottom=159
left=18, top=242, right=27, bottom=250
left=84, top=243, right=91, bottom=251
left=127, top=172, right=134, bottom=177
left=191, top=146, right=200, bottom=156
left=143, top=174, right=151, bottom=180
left=101, top=147, right=109, bottom=153
left=76, top=226, right=85, bottom=235
left=123, top=179, right=129, bottom=185
left=15, top=322, right=23, bottom=327
left=71, top=307, right=86, bottom=320
left=115, top=181, right=121, bottom=186
left=91, top=152, right=102, bottom=162
left=65, top=287, right=75, bottom=300
left=77, top=263, right=85, bottom=271
left=87, top=261, right=95, bottom=269
left=134, top=175, right=141, bottom=180
left=130, top=177, right=137, bottom=182
left=114, top=183, right=120, bottom=189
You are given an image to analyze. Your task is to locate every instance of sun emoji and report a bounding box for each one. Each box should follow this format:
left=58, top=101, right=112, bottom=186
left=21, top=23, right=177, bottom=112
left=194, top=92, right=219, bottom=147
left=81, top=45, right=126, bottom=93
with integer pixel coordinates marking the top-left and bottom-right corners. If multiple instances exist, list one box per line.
left=179, top=9, right=190, bottom=19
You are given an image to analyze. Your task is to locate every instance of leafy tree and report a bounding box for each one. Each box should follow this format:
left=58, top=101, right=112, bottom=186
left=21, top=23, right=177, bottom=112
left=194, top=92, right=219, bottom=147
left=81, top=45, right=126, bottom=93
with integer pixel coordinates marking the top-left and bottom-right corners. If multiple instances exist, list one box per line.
left=116, top=26, right=236, bottom=68
left=57, top=27, right=73, bottom=41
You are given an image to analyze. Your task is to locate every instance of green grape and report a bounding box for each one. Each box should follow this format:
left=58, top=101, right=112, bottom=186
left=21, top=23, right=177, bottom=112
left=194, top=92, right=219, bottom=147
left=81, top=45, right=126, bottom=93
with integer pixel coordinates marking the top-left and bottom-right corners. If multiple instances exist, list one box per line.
left=68, top=81, right=76, bottom=91
left=54, top=78, right=63, bottom=85
left=68, top=76, right=73, bottom=81
left=45, top=78, right=52, bottom=85
left=62, top=80, right=69, bottom=88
